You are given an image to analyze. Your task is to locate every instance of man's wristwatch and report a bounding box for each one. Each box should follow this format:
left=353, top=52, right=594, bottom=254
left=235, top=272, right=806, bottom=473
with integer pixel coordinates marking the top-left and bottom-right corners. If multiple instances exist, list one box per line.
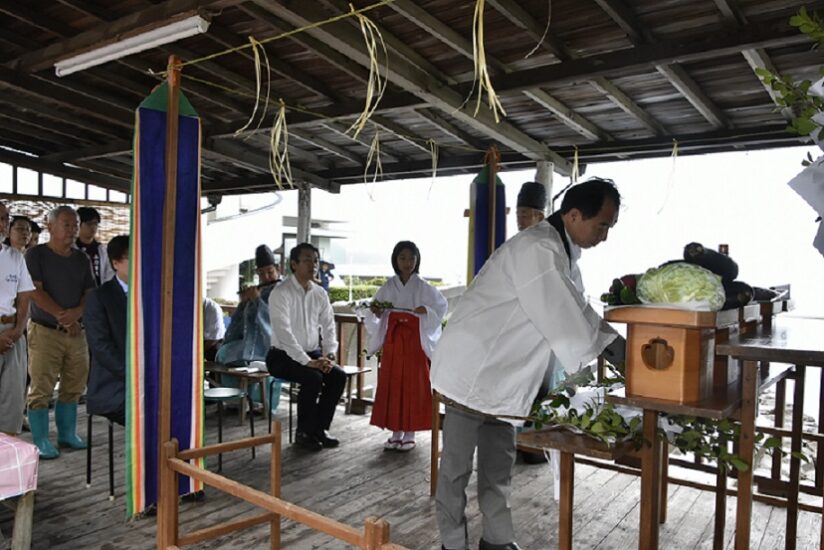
left=326, top=353, right=336, bottom=362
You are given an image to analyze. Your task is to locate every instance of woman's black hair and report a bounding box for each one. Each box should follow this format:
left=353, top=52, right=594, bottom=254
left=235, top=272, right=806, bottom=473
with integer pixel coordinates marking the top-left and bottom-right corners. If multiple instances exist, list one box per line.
left=391, top=240, right=420, bottom=276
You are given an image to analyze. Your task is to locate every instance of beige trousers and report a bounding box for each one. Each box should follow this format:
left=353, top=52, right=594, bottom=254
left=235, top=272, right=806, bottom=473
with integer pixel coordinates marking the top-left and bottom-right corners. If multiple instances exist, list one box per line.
left=27, top=322, right=89, bottom=410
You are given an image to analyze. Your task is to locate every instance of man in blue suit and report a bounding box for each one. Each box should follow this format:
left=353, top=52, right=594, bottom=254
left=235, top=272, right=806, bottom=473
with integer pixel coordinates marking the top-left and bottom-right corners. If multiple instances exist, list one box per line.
left=84, top=235, right=129, bottom=426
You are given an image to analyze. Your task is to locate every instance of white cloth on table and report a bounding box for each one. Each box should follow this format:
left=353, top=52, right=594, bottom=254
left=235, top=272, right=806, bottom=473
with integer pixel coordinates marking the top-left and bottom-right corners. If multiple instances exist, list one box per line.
left=430, top=219, right=618, bottom=426
left=0, top=434, right=37, bottom=500
left=363, top=274, right=447, bottom=359
left=268, top=275, right=338, bottom=364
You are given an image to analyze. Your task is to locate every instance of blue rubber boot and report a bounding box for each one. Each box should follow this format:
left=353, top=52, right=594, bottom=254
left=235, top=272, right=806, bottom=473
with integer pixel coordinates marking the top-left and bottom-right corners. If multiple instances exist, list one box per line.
left=28, top=408, right=60, bottom=459
left=55, top=401, right=87, bottom=449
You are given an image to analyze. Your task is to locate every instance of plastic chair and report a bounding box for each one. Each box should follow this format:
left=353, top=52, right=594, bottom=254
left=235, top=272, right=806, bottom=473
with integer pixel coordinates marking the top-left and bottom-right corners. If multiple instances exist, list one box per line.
left=204, top=387, right=255, bottom=472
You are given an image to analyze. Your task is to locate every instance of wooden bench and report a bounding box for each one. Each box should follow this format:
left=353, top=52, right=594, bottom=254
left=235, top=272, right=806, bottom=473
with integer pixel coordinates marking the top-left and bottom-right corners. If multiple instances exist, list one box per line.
left=517, top=429, right=637, bottom=550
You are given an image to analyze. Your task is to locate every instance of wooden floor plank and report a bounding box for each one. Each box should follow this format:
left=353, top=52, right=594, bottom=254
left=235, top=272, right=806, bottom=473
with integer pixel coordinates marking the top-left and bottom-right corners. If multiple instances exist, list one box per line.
left=0, top=402, right=820, bottom=550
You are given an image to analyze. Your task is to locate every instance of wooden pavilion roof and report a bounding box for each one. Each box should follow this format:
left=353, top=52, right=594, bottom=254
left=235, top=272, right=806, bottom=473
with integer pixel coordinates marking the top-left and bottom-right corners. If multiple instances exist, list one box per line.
left=0, top=0, right=821, bottom=196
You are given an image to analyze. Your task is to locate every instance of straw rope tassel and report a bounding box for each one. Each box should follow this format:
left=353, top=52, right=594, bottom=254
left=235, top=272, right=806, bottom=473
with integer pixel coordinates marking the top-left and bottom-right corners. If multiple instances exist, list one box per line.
left=525, top=0, right=552, bottom=59
left=471, top=0, right=506, bottom=123
left=347, top=4, right=389, bottom=138
left=572, top=145, right=579, bottom=184
left=268, top=99, right=293, bottom=190
left=656, top=139, right=679, bottom=215
left=363, top=127, right=384, bottom=184
left=234, top=36, right=272, bottom=138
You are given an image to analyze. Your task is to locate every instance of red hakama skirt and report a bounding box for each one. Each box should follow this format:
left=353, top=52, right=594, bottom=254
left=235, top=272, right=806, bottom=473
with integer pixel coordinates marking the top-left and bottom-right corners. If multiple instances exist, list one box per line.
left=370, top=312, right=432, bottom=432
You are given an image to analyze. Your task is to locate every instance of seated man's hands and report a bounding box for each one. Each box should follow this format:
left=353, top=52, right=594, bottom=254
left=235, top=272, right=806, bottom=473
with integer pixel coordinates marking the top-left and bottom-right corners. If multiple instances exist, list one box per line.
left=307, top=357, right=334, bottom=373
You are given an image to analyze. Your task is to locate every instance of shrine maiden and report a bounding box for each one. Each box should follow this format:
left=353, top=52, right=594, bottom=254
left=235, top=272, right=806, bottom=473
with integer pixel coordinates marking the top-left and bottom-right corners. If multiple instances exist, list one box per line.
left=364, top=241, right=447, bottom=451
left=430, top=178, right=622, bottom=550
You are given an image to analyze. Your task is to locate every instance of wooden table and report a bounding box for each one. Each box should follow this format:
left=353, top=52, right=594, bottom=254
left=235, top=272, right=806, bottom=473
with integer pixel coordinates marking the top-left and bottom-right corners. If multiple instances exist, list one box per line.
left=715, top=317, right=824, bottom=550
left=517, top=429, right=636, bottom=549
left=204, top=362, right=270, bottom=425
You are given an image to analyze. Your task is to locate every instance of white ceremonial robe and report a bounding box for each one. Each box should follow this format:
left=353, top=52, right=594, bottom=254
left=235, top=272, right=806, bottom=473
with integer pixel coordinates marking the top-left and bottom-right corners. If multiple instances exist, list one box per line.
left=430, top=219, right=617, bottom=424
left=364, top=274, right=448, bottom=359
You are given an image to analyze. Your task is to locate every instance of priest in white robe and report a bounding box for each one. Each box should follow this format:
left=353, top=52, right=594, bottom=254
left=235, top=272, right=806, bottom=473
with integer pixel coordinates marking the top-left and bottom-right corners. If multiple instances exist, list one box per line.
left=430, top=178, right=622, bottom=550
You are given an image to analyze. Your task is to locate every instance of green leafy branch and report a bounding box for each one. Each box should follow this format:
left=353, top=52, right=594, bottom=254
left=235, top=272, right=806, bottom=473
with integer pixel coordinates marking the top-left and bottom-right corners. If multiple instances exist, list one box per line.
left=755, top=8, right=824, bottom=146
left=529, top=363, right=809, bottom=472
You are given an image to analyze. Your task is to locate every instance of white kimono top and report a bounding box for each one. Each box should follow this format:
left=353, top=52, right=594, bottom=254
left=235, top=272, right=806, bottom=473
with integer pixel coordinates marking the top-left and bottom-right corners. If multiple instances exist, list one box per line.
left=430, top=219, right=617, bottom=424
left=364, top=274, right=448, bottom=359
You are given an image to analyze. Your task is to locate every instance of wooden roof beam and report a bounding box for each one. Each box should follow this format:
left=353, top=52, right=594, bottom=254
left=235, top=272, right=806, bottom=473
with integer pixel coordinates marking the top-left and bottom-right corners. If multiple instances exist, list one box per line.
left=320, top=122, right=405, bottom=164
left=388, top=0, right=507, bottom=74
left=290, top=130, right=363, bottom=166
left=592, top=0, right=729, bottom=130
left=371, top=116, right=432, bottom=155
left=523, top=89, right=614, bottom=141
left=486, top=0, right=567, bottom=60
left=256, top=0, right=573, bottom=174
left=414, top=108, right=488, bottom=151
left=712, top=0, right=793, bottom=123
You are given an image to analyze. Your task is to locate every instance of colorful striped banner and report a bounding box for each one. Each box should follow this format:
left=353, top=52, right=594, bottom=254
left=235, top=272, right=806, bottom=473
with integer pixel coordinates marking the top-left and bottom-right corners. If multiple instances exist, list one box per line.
left=466, top=165, right=507, bottom=284
left=126, top=82, right=204, bottom=517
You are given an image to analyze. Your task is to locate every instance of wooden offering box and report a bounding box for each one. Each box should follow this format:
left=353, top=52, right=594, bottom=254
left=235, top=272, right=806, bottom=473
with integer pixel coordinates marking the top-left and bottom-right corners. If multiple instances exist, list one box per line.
left=605, top=306, right=761, bottom=404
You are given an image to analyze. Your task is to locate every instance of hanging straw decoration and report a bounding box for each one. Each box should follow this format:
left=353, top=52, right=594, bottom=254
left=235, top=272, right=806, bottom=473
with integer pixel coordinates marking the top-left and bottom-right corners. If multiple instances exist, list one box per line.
left=524, top=0, right=552, bottom=59
left=571, top=145, right=580, bottom=183
left=363, top=127, right=384, bottom=184
left=427, top=138, right=439, bottom=197
left=656, top=139, right=679, bottom=215
left=470, top=0, right=506, bottom=123
left=234, top=36, right=272, bottom=138
left=268, top=99, right=293, bottom=190
left=346, top=3, right=389, bottom=138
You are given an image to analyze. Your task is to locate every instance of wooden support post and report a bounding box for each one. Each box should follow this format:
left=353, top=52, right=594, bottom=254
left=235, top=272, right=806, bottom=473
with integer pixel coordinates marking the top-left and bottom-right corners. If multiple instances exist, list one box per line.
left=773, top=378, right=786, bottom=482
left=735, top=360, right=759, bottom=550
left=558, top=451, right=574, bottom=550
left=786, top=364, right=805, bottom=549
left=159, top=439, right=180, bottom=549
left=659, top=440, right=668, bottom=524
left=157, top=54, right=182, bottom=550
left=535, top=160, right=554, bottom=213
left=640, top=409, right=660, bottom=550
left=271, top=421, right=281, bottom=550
left=486, top=145, right=499, bottom=258
left=714, top=462, right=727, bottom=550
left=297, top=182, right=311, bottom=244
left=816, top=368, right=824, bottom=489
left=10, top=492, right=34, bottom=550
left=364, top=517, right=391, bottom=550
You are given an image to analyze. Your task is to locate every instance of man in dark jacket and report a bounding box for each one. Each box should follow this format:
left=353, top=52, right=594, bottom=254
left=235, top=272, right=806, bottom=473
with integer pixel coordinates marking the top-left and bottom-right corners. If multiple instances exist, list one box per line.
left=84, top=235, right=129, bottom=425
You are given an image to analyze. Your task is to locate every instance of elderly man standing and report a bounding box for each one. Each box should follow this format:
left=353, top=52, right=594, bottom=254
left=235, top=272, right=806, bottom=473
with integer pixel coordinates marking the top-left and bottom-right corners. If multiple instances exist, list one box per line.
left=25, top=206, right=96, bottom=459
left=0, top=202, right=35, bottom=436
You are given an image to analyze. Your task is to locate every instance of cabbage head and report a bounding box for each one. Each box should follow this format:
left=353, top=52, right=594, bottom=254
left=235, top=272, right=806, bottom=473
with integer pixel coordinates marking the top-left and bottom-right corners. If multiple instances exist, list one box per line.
left=637, top=262, right=725, bottom=311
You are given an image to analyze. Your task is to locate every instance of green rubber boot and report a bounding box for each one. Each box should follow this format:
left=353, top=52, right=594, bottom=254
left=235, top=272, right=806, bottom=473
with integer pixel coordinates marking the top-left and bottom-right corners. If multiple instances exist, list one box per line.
left=28, top=408, right=59, bottom=459
left=55, top=401, right=87, bottom=449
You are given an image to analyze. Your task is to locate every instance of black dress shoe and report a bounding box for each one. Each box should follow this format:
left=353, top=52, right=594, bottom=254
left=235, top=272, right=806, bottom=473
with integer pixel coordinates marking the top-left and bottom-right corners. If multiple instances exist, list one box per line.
left=479, top=539, right=521, bottom=550
left=295, top=431, right=322, bottom=451
left=316, top=430, right=340, bottom=448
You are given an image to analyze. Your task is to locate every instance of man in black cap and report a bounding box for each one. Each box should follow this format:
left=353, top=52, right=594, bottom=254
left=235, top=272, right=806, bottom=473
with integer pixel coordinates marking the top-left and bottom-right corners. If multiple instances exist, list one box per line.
left=215, top=245, right=280, bottom=365
left=76, top=206, right=114, bottom=285
left=515, top=181, right=547, bottom=232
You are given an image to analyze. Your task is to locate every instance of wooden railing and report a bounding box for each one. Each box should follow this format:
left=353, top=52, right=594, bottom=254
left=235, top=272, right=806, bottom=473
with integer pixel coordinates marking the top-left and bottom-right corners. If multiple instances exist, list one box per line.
left=157, top=422, right=408, bottom=550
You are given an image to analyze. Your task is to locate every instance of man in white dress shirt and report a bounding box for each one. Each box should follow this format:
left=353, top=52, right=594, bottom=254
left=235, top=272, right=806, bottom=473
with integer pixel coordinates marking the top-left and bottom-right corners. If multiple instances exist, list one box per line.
left=431, top=178, right=622, bottom=550
left=203, top=297, right=226, bottom=362
left=266, top=243, right=344, bottom=452
left=0, top=201, right=35, bottom=435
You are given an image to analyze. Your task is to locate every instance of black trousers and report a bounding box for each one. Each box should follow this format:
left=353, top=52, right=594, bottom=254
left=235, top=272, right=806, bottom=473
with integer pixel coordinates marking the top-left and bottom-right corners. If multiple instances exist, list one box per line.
left=265, top=347, right=346, bottom=436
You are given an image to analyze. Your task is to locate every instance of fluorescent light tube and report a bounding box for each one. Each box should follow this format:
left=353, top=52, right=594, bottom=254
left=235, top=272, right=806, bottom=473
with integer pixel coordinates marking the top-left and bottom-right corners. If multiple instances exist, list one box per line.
left=55, top=15, right=210, bottom=77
